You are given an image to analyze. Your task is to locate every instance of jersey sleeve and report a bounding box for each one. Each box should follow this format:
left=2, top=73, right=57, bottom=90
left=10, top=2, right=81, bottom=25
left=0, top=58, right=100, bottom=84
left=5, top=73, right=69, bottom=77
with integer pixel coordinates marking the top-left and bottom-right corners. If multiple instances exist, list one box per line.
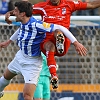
left=67, top=1, right=87, bottom=12
left=32, top=3, right=46, bottom=16
left=35, top=20, right=54, bottom=33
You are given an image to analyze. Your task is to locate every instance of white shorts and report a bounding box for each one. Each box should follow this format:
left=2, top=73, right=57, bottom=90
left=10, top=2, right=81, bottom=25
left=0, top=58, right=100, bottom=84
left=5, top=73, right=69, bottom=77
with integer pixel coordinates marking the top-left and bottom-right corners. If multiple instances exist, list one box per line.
left=8, top=50, right=42, bottom=85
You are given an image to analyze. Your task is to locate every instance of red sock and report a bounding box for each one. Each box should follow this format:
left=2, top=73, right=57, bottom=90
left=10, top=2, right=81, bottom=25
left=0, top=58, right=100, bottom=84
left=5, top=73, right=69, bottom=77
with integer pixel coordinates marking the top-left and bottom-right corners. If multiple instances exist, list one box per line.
left=46, top=51, right=57, bottom=76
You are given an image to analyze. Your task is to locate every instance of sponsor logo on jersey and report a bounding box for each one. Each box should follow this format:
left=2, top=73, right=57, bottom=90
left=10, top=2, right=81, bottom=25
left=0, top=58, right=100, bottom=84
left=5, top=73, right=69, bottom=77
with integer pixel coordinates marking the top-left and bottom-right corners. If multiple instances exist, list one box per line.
left=62, top=7, right=66, bottom=15
left=43, top=22, right=51, bottom=28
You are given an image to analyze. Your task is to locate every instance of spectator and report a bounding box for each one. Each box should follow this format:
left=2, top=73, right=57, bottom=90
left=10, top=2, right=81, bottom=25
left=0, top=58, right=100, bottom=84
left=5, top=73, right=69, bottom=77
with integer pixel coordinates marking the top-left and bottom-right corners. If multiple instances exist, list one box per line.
left=0, top=0, right=14, bottom=15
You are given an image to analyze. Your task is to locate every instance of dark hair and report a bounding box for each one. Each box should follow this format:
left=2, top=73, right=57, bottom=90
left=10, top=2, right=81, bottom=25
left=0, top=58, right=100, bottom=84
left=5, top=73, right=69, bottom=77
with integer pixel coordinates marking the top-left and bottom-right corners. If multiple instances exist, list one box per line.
left=14, top=1, right=32, bottom=17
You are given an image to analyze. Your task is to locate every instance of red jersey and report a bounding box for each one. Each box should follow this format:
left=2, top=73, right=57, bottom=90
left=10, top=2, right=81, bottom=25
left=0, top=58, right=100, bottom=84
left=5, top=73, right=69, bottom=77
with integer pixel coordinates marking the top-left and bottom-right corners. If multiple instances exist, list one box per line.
left=33, top=0, right=87, bottom=29
left=32, top=0, right=87, bottom=56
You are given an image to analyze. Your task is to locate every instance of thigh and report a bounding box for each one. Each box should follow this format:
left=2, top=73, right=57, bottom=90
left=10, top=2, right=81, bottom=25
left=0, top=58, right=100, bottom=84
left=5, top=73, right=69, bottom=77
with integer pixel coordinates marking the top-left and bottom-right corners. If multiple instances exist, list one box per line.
left=4, top=57, right=20, bottom=80
left=8, top=57, right=21, bottom=74
left=3, top=68, right=16, bottom=80
left=40, top=34, right=55, bottom=55
left=21, top=57, right=42, bottom=85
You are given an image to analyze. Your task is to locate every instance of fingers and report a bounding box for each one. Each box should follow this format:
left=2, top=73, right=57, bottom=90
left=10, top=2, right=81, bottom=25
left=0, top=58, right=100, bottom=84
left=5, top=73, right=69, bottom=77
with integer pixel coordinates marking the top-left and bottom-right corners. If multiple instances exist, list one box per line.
left=74, top=41, right=88, bottom=56
left=5, top=18, right=12, bottom=24
left=5, top=12, right=12, bottom=24
left=77, top=46, right=88, bottom=56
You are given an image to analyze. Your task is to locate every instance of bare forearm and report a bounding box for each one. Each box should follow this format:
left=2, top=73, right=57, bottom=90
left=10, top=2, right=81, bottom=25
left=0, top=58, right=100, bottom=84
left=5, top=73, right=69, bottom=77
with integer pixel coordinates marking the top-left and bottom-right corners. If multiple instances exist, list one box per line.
left=87, top=1, right=100, bottom=9
left=0, top=40, right=12, bottom=48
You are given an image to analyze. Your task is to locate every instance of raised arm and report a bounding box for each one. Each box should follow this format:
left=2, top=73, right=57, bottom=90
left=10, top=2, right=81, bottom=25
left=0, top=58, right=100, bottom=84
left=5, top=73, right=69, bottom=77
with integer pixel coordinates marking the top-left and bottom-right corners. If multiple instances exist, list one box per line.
left=86, top=0, right=100, bottom=9
left=0, top=28, right=19, bottom=50
left=5, top=10, right=15, bottom=24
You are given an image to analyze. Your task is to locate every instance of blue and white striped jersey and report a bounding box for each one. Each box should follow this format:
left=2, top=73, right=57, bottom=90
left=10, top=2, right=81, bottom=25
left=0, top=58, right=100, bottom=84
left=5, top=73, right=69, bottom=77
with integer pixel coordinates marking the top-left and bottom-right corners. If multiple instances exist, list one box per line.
left=17, top=16, right=54, bottom=56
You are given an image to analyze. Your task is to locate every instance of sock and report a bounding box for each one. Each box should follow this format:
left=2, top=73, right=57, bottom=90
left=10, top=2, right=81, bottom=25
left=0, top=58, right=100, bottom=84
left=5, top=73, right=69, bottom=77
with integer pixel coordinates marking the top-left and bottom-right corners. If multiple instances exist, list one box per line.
left=0, top=76, right=10, bottom=92
left=46, top=51, right=57, bottom=77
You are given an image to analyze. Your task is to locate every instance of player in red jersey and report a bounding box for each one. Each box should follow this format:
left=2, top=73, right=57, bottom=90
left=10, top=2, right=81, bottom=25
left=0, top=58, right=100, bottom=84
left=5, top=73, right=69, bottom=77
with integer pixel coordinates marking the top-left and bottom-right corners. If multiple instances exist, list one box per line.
left=32, top=0, right=100, bottom=89
left=5, top=0, right=100, bottom=89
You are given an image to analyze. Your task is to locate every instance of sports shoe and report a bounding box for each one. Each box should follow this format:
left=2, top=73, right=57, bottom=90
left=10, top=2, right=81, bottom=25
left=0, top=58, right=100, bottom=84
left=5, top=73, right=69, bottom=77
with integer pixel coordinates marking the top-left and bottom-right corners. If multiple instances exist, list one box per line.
left=0, top=91, right=4, bottom=98
left=51, top=75, right=58, bottom=89
left=56, top=32, right=65, bottom=54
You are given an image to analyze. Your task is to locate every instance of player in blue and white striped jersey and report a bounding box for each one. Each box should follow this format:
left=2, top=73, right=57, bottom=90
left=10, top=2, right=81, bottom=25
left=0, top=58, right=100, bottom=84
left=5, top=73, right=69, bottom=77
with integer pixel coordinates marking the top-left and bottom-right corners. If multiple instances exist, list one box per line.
left=17, top=19, right=54, bottom=57
left=0, top=1, right=87, bottom=100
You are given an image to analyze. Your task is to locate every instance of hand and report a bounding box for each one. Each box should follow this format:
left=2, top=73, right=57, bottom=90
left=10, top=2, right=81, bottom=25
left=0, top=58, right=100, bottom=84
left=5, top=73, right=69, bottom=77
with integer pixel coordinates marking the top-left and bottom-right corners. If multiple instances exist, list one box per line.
left=5, top=10, right=14, bottom=24
left=0, top=40, right=12, bottom=51
left=73, top=41, right=88, bottom=56
left=5, top=18, right=12, bottom=24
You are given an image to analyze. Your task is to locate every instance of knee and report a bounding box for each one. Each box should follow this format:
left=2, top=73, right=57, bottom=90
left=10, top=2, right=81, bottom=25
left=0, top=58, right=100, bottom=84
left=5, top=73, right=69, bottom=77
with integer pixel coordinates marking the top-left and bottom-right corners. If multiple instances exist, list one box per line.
left=44, top=41, right=55, bottom=51
left=54, top=29, right=63, bottom=36
left=23, top=93, right=33, bottom=100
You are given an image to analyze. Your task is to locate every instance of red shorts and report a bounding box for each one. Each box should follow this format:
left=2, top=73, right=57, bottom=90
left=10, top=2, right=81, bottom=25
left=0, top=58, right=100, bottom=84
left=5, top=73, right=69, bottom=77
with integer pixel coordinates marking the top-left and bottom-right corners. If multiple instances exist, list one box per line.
left=40, top=33, right=71, bottom=57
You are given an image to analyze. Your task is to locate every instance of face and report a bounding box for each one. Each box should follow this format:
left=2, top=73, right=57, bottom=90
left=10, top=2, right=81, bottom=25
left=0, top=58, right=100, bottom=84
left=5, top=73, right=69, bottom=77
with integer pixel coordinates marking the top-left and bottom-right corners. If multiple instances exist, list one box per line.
left=50, top=0, right=60, bottom=6
left=13, top=7, right=24, bottom=22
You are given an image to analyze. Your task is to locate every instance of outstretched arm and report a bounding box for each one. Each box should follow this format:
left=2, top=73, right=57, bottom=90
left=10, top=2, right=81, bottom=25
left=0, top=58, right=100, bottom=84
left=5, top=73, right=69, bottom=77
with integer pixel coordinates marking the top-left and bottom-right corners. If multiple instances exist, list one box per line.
left=53, top=24, right=87, bottom=56
left=86, top=0, right=100, bottom=9
left=0, top=40, right=12, bottom=51
left=0, top=28, right=19, bottom=51
left=53, top=24, right=77, bottom=43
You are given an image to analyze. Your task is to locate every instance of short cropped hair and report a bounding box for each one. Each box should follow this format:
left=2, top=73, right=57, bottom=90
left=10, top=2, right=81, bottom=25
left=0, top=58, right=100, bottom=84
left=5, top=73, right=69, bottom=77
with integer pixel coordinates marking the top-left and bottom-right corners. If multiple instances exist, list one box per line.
left=14, top=1, right=32, bottom=17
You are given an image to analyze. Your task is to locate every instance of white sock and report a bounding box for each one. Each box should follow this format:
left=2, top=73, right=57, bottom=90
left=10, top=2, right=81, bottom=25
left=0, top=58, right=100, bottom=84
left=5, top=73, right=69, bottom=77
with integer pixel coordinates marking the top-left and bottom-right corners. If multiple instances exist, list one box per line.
left=0, top=76, right=10, bottom=92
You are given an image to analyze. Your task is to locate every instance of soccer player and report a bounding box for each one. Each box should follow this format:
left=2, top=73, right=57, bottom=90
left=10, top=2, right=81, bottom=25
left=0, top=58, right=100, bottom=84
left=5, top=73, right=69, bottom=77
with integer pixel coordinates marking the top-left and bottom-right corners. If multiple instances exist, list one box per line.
left=32, top=0, right=100, bottom=89
left=0, top=1, right=87, bottom=99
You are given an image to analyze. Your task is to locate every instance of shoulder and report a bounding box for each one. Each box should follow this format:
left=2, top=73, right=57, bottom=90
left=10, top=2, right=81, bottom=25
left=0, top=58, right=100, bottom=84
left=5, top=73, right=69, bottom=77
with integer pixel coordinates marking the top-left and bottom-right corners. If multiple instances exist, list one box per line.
left=64, top=0, right=80, bottom=5
left=63, top=0, right=84, bottom=8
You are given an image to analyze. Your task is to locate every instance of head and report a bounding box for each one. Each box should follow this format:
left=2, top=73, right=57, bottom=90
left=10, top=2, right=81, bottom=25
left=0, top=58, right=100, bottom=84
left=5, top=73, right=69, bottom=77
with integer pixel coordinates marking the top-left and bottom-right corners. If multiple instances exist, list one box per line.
left=13, top=1, right=32, bottom=22
left=50, top=0, right=60, bottom=6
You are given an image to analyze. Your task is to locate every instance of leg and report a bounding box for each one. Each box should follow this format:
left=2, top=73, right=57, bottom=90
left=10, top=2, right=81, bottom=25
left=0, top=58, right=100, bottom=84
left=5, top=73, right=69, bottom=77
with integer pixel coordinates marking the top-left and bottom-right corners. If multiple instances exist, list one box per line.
left=23, top=83, right=36, bottom=100
left=21, top=57, right=42, bottom=100
left=3, top=68, right=17, bottom=80
left=42, top=29, right=65, bottom=89
left=34, top=76, right=43, bottom=100
left=34, top=76, right=50, bottom=100
left=44, top=41, right=57, bottom=76
left=0, top=68, right=16, bottom=98
left=43, top=76, right=50, bottom=100
left=43, top=41, right=58, bottom=89
left=54, top=29, right=65, bottom=54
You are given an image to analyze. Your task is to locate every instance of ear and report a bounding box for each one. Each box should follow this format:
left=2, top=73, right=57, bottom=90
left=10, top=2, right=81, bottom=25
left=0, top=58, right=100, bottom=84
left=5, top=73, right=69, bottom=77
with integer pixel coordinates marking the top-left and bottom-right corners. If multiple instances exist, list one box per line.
left=21, top=12, right=26, bottom=17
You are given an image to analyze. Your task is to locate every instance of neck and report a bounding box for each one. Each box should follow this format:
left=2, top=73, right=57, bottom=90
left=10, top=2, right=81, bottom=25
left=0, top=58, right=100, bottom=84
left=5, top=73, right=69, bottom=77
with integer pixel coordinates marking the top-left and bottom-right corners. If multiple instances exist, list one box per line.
left=22, top=17, right=30, bottom=24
